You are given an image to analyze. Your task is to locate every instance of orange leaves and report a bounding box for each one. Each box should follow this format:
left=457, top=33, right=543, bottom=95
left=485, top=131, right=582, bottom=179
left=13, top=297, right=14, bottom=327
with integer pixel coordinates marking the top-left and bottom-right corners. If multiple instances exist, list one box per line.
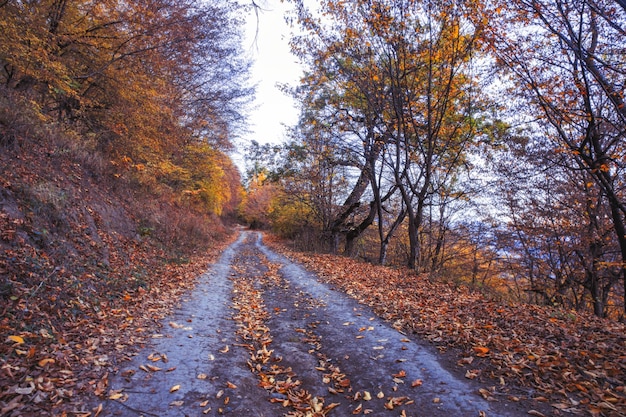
left=268, top=241, right=626, bottom=416
left=7, top=335, right=25, bottom=344
left=37, top=358, right=55, bottom=367
left=231, top=256, right=340, bottom=416
left=473, top=346, right=490, bottom=357
left=392, top=370, right=406, bottom=378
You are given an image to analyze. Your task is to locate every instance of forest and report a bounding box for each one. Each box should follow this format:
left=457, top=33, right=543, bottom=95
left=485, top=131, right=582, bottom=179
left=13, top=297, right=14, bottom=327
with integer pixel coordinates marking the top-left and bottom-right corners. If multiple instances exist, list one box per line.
left=240, top=0, right=626, bottom=320
left=0, top=0, right=625, bottom=415
left=1, top=0, right=624, bottom=320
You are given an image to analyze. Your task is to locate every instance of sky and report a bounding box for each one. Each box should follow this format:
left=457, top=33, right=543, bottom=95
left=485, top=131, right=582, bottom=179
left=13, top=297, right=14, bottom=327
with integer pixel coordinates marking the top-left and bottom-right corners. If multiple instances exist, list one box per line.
left=240, top=0, right=302, bottom=149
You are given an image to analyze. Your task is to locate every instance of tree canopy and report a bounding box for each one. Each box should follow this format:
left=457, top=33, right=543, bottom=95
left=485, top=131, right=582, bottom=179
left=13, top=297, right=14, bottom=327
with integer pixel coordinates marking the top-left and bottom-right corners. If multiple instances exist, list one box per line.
left=240, top=0, right=626, bottom=319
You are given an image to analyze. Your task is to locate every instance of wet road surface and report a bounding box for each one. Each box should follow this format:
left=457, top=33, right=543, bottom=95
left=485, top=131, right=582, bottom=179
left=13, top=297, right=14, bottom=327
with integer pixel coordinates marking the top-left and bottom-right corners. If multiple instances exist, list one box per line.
left=99, top=231, right=525, bottom=416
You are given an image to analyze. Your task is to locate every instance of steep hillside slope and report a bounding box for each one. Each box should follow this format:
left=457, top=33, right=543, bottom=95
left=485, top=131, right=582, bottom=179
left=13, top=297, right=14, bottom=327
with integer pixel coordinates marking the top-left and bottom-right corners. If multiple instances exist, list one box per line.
left=0, top=129, right=234, bottom=415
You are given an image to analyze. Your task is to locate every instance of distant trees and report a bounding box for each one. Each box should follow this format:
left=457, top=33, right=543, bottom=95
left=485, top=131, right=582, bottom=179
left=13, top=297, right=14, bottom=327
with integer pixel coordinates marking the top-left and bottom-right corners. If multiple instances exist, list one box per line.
left=0, top=0, right=251, bottom=215
left=244, top=0, right=626, bottom=318
left=486, top=0, right=626, bottom=316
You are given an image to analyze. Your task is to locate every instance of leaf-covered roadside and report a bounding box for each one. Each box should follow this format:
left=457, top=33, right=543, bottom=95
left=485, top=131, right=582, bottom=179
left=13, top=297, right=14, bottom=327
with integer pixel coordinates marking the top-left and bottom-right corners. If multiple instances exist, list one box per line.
left=266, top=238, right=626, bottom=417
left=0, top=141, right=236, bottom=416
left=1, top=248, right=227, bottom=416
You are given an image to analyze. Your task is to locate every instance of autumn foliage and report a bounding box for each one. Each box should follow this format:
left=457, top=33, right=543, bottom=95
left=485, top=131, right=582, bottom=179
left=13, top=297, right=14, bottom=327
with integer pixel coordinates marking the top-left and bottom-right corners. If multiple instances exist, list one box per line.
left=242, top=0, right=626, bottom=319
left=0, top=0, right=250, bottom=414
left=266, top=236, right=626, bottom=416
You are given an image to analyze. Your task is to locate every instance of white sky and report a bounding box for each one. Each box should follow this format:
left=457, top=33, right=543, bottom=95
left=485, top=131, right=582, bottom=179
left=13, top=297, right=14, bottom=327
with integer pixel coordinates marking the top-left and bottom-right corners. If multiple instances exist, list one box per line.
left=241, top=0, right=302, bottom=147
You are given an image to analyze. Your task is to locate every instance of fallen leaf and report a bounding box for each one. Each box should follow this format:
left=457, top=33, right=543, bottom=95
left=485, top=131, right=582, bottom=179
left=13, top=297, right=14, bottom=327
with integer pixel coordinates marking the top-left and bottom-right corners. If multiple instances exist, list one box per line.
left=458, top=356, right=474, bottom=366
left=170, top=384, right=180, bottom=393
left=38, top=358, right=55, bottom=367
left=465, top=369, right=480, bottom=379
left=473, top=346, right=490, bottom=356
left=411, top=379, right=423, bottom=387
left=109, top=392, right=124, bottom=400
left=478, top=388, right=495, bottom=401
left=14, top=383, right=35, bottom=395
left=325, top=403, right=340, bottom=411
left=8, top=335, right=24, bottom=344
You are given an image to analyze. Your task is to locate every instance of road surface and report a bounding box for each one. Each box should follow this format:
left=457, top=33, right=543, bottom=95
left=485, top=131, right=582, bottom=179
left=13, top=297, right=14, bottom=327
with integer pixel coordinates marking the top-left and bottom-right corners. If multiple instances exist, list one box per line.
left=98, top=231, right=524, bottom=416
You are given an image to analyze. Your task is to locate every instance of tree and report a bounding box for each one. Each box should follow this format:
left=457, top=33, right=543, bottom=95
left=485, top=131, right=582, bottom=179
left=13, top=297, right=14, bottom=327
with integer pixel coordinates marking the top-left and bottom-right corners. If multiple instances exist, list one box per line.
left=487, top=0, right=626, bottom=315
left=0, top=0, right=252, bottom=216
left=492, top=132, right=621, bottom=316
left=288, top=0, right=488, bottom=270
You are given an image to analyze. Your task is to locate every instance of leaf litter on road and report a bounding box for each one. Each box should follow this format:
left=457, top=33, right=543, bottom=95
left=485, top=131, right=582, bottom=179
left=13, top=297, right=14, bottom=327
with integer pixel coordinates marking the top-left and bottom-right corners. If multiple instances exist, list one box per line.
left=265, top=236, right=626, bottom=417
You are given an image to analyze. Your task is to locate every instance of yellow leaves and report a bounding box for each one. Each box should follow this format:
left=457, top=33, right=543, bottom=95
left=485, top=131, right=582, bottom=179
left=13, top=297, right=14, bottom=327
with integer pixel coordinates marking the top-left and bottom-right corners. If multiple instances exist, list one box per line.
left=7, top=335, right=24, bottom=344
left=109, top=390, right=125, bottom=400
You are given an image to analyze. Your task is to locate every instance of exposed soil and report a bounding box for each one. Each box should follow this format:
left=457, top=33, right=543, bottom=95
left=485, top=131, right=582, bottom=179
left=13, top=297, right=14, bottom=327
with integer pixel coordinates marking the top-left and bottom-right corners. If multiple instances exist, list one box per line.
left=94, top=231, right=534, bottom=417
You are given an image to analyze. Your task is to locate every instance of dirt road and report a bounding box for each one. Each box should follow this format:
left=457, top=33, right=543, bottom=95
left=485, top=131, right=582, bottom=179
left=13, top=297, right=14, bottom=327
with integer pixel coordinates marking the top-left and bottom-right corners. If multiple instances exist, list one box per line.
left=98, top=232, right=524, bottom=416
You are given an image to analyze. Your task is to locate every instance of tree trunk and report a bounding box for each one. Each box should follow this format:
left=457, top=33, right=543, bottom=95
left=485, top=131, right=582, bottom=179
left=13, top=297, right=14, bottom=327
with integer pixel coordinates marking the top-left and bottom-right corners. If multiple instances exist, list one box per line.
left=607, top=193, right=626, bottom=315
left=345, top=202, right=376, bottom=257
left=407, top=217, right=419, bottom=270
left=330, top=231, right=340, bottom=255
